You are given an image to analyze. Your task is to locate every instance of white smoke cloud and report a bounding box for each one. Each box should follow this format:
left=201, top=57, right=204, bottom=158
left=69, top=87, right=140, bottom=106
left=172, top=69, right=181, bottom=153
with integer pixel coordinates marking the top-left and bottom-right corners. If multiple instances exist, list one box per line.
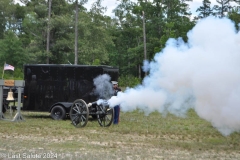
left=108, top=16, right=240, bottom=136
left=142, top=60, right=150, bottom=72
left=93, top=74, right=114, bottom=99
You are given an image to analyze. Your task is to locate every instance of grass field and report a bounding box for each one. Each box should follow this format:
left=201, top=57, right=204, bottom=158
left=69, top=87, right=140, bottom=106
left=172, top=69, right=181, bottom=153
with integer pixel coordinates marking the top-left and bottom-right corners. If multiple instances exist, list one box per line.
left=0, top=109, right=240, bottom=160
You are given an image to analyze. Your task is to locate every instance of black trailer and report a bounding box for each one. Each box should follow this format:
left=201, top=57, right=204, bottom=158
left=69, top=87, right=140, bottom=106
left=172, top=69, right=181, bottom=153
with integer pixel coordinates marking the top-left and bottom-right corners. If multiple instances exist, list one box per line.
left=22, top=64, right=119, bottom=120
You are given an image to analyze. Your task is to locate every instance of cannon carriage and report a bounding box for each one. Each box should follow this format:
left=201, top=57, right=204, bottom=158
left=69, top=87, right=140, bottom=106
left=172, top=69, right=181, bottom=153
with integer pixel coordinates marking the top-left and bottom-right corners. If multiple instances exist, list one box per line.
left=70, top=99, right=114, bottom=127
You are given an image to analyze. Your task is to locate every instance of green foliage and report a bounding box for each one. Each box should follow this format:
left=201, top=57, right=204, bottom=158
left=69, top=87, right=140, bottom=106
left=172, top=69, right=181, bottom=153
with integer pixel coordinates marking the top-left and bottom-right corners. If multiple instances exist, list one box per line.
left=118, top=75, right=141, bottom=88
left=196, top=0, right=213, bottom=19
left=0, top=66, right=23, bottom=80
left=228, top=7, right=240, bottom=31
left=213, top=0, right=232, bottom=18
left=0, top=31, right=27, bottom=68
left=92, top=59, right=101, bottom=65
left=111, top=0, right=195, bottom=77
left=159, top=22, right=176, bottom=51
left=0, top=0, right=239, bottom=79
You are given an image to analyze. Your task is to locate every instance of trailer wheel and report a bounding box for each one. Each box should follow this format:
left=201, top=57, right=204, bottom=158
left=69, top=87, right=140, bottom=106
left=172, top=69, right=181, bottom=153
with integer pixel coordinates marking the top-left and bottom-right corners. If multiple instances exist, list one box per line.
left=97, top=106, right=114, bottom=127
left=51, top=105, right=66, bottom=120
left=70, top=99, right=89, bottom=128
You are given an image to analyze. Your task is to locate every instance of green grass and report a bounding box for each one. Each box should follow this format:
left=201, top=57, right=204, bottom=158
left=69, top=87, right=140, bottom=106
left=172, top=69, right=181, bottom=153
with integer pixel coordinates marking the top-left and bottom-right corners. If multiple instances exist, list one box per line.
left=0, top=109, right=240, bottom=159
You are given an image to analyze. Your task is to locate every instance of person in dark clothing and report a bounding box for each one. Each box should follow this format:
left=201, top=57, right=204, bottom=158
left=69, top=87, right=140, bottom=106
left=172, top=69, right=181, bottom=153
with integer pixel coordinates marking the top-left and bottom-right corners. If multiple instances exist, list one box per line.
left=112, top=81, right=121, bottom=124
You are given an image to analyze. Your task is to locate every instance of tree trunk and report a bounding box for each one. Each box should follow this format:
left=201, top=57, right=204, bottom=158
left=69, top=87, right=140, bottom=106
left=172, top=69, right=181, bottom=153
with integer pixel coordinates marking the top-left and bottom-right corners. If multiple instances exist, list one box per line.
left=142, top=11, right=147, bottom=77
left=74, top=0, right=79, bottom=65
left=138, top=64, right=141, bottom=79
left=46, top=0, right=52, bottom=64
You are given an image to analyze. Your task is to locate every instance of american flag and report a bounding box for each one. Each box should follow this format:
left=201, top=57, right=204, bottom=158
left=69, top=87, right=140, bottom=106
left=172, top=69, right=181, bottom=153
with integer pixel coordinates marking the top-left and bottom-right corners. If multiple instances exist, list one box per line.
left=4, top=63, right=14, bottom=71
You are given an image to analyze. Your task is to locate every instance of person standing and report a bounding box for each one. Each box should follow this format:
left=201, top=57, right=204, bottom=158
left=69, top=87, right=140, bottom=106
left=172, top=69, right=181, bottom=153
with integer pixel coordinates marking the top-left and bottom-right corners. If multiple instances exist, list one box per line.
left=111, top=81, right=121, bottom=124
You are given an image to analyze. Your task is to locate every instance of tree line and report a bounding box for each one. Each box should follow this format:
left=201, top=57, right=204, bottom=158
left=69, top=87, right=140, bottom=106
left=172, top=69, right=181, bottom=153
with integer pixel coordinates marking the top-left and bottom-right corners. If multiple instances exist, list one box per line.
left=0, top=0, right=240, bottom=81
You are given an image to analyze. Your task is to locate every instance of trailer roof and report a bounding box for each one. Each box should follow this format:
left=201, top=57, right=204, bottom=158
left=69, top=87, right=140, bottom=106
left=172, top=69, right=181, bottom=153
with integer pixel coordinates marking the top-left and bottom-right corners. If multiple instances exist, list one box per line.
left=23, top=64, right=118, bottom=69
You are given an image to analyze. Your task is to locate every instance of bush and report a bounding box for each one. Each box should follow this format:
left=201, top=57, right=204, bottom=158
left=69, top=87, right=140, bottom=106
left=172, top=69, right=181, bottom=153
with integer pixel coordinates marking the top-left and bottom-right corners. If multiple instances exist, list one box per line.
left=118, top=75, right=141, bottom=88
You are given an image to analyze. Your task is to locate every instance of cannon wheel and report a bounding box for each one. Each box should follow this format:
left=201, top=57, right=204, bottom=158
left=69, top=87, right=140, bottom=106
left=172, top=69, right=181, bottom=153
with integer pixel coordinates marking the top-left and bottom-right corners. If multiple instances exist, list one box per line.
left=97, top=106, right=114, bottom=127
left=70, top=99, right=89, bottom=128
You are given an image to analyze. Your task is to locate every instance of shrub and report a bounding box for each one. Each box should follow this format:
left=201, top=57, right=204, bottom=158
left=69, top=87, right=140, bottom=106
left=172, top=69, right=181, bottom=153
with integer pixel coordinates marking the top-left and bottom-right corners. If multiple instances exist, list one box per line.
left=118, top=75, right=141, bottom=88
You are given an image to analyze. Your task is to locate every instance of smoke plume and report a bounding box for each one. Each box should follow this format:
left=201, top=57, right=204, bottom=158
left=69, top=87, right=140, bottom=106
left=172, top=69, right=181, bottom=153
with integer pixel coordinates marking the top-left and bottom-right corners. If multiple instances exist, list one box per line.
left=93, top=74, right=114, bottom=99
left=108, top=17, right=240, bottom=136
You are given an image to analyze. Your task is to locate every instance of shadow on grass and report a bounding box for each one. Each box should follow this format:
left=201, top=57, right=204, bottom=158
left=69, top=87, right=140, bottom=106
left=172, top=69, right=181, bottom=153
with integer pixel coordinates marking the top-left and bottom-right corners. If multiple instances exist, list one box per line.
left=22, top=111, right=52, bottom=119
left=23, top=113, right=97, bottom=120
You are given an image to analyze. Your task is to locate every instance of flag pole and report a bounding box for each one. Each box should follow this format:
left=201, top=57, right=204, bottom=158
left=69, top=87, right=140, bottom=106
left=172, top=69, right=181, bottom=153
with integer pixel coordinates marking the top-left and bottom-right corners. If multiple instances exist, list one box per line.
left=2, top=62, right=5, bottom=79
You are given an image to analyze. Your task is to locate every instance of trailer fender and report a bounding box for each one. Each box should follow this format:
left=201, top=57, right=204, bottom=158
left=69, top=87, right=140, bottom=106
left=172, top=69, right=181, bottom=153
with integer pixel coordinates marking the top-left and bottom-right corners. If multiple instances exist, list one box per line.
left=49, top=102, right=73, bottom=113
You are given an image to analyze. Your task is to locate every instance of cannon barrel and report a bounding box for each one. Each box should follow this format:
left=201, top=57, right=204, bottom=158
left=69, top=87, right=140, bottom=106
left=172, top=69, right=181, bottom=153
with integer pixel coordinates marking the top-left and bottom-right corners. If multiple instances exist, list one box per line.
left=87, top=99, right=109, bottom=107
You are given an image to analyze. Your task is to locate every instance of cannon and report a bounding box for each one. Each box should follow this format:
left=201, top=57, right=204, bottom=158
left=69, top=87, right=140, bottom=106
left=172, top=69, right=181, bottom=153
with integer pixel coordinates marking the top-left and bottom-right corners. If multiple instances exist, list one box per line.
left=69, top=99, right=114, bottom=127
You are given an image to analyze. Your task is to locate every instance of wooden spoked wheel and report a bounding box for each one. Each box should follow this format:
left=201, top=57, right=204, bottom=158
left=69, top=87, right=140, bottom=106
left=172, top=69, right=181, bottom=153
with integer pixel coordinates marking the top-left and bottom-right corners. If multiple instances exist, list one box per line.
left=70, top=99, right=89, bottom=128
